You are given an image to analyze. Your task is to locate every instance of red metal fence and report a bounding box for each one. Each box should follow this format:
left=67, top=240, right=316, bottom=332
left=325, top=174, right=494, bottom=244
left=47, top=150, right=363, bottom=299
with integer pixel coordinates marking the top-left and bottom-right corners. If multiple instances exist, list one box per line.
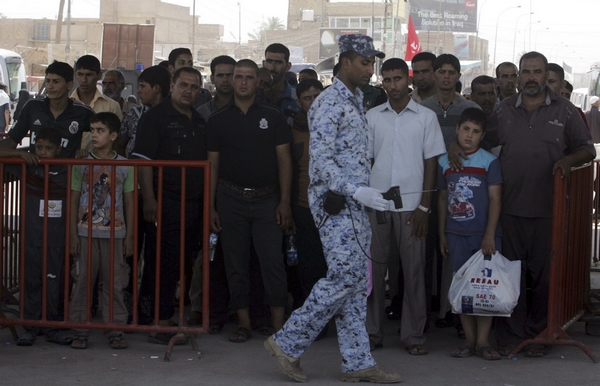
left=1, top=157, right=211, bottom=361
left=508, top=163, right=599, bottom=362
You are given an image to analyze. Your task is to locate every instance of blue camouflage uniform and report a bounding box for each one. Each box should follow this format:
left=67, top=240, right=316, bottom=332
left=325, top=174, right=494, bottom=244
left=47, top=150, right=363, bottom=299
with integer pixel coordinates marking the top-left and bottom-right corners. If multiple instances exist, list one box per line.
left=273, top=76, right=376, bottom=373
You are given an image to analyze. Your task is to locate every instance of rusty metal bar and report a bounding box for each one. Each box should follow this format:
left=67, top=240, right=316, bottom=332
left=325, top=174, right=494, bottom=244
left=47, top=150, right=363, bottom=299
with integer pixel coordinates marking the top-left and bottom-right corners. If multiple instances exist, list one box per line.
left=0, top=157, right=211, bottom=361
left=508, top=164, right=598, bottom=362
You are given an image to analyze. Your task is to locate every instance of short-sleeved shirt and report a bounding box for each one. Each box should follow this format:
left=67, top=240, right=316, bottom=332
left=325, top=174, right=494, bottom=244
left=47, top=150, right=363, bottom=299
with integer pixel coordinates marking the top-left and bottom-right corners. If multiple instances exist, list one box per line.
left=71, top=152, right=134, bottom=239
left=367, top=98, right=446, bottom=211
left=7, top=164, right=68, bottom=247
left=437, top=148, right=503, bottom=236
left=308, top=77, right=370, bottom=216
left=484, top=88, right=596, bottom=218
left=8, top=98, right=94, bottom=158
left=131, top=96, right=207, bottom=201
left=421, top=95, right=481, bottom=148
left=119, top=105, right=148, bottom=158
left=206, top=98, right=292, bottom=188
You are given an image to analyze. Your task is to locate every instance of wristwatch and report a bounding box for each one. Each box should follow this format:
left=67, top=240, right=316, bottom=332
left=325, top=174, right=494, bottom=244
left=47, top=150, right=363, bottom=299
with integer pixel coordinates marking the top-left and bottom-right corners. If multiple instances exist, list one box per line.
left=417, top=205, right=431, bottom=214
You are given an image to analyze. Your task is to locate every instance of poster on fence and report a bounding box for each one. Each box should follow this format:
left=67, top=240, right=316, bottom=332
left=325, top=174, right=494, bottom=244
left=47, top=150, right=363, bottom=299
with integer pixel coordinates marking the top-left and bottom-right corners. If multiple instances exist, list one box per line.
left=409, top=0, right=477, bottom=33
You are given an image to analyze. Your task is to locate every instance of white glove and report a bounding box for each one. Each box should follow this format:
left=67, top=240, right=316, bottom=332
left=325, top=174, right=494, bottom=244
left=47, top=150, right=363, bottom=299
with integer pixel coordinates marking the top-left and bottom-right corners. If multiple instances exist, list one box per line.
left=353, top=187, right=388, bottom=211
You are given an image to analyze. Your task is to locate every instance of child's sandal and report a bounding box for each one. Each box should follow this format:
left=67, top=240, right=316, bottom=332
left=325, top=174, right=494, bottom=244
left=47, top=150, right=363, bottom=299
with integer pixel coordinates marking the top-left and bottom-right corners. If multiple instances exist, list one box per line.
left=109, top=335, right=128, bottom=349
left=71, top=335, right=88, bottom=349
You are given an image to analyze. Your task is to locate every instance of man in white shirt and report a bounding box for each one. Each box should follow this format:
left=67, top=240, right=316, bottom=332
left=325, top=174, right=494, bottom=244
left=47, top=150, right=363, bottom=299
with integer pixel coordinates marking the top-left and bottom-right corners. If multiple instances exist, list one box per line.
left=366, top=58, right=445, bottom=355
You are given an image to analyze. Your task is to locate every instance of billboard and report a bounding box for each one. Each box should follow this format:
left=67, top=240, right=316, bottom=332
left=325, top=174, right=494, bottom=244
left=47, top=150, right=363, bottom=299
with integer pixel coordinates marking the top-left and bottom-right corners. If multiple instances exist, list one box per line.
left=409, top=0, right=477, bottom=33
left=319, top=28, right=368, bottom=59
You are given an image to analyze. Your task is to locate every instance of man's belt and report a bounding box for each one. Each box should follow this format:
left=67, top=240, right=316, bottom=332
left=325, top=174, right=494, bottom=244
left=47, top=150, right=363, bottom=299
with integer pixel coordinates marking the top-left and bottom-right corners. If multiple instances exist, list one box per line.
left=218, top=178, right=278, bottom=199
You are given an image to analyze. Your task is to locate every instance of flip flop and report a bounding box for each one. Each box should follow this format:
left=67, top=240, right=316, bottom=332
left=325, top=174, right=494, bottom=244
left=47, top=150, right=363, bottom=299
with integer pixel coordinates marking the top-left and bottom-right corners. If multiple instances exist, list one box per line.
left=229, top=327, right=251, bottom=343
left=71, top=335, right=88, bottom=349
left=406, top=344, right=428, bottom=355
left=525, top=344, right=551, bottom=357
left=451, top=344, right=474, bottom=358
left=46, top=332, right=73, bottom=345
left=475, top=346, right=501, bottom=360
left=109, top=335, right=128, bottom=349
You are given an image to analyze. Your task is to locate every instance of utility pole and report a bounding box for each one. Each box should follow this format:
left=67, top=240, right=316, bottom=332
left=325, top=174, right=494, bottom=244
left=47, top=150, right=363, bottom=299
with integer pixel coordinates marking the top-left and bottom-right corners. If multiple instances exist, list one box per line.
left=65, top=0, right=71, bottom=64
left=55, top=0, right=65, bottom=44
left=192, top=0, right=196, bottom=60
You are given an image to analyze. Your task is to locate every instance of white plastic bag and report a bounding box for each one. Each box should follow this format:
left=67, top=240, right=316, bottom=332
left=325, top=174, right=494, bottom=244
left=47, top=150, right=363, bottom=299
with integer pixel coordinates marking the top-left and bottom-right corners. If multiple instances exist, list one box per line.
left=448, top=250, right=521, bottom=317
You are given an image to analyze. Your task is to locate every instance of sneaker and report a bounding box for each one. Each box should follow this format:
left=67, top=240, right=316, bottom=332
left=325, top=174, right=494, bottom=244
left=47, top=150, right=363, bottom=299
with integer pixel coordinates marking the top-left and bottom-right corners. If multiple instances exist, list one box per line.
left=264, top=336, right=307, bottom=383
left=341, top=365, right=401, bottom=384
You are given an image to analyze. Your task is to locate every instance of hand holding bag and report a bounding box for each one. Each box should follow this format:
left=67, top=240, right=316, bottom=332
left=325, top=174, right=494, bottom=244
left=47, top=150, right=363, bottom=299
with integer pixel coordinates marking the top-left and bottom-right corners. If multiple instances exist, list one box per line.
left=448, top=250, right=521, bottom=317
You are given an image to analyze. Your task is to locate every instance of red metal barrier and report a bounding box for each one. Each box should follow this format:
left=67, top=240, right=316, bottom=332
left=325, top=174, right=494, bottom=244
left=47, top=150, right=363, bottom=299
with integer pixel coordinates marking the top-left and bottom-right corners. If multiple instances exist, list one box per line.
left=0, top=157, right=211, bottom=361
left=508, top=164, right=599, bottom=362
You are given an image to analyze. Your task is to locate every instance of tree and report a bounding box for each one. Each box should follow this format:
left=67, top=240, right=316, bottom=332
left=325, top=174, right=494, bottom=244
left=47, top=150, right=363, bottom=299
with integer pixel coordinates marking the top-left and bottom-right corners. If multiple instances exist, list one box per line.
left=248, top=16, right=286, bottom=42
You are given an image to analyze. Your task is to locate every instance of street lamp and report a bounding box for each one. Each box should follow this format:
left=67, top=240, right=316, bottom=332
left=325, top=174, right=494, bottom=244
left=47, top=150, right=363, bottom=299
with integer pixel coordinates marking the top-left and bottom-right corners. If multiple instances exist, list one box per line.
left=512, top=12, right=534, bottom=63
left=534, top=27, right=550, bottom=51
left=551, top=42, right=566, bottom=63
left=493, top=5, right=521, bottom=66
left=523, top=21, right=541, bottom=52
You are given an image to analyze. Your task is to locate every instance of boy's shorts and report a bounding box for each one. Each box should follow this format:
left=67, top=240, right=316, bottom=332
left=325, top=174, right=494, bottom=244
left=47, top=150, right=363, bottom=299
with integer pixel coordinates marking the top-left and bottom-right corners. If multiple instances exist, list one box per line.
left=446, top=233, right=502, bottom=274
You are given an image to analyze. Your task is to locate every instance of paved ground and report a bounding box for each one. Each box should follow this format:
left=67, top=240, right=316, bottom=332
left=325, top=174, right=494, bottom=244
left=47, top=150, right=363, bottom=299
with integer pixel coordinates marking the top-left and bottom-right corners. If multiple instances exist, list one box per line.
left=1, top=273, right=599, bottom=385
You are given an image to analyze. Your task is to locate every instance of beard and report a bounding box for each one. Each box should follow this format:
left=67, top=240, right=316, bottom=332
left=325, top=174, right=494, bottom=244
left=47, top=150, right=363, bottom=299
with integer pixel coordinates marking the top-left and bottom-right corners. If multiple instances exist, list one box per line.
left=522, top=82, right=544, bottom=97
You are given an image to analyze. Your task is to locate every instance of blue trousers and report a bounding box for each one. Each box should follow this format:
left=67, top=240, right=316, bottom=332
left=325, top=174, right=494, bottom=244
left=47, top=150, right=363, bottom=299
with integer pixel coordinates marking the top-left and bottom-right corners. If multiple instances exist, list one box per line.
left=273, top=209, right=376, bottom=373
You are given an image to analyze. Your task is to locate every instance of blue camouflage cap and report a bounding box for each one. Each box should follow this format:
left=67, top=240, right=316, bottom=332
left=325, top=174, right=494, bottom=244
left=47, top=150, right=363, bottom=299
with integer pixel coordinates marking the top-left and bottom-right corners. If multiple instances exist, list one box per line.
left=338, top=34, right=385, bottom=59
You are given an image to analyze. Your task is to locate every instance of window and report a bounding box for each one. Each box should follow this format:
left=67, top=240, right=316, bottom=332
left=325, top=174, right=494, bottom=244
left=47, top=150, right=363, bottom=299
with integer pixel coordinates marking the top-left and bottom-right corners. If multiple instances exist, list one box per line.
left=350, top=18, right=360, bottom=28
left=336, top=18, right=348, bottom=28
left=36, top=23, right=50, bottom=41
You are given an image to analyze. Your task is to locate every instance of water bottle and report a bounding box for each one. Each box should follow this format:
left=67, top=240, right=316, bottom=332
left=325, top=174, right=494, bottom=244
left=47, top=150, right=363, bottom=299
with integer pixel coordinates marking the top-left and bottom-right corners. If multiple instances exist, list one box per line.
left=209, top=232, right=219, bottom=262
left=286, top=234, right=298, bottom=266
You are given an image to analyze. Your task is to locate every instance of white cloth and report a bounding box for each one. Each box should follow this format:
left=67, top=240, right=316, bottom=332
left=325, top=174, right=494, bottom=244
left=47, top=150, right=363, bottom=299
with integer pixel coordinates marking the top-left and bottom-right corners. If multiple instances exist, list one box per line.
left=367, top=98, right=446, bottom=211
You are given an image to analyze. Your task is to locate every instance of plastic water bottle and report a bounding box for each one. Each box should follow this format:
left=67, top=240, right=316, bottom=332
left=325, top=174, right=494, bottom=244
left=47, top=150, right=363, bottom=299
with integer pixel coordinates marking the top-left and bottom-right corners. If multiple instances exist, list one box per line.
left=209, top=232, right=219, bottom=262
left=286, top=234, right=298, bottom=266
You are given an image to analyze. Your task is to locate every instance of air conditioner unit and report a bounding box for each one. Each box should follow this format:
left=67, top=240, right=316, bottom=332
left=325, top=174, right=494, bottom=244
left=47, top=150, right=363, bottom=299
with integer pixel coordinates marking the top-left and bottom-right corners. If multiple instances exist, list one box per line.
left=302, top=10, right=315, bottom=22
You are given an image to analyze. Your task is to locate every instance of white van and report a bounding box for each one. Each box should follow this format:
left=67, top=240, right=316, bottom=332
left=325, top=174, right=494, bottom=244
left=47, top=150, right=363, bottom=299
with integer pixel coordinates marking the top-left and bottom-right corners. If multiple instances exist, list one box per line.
left=0, top=49, right=27, bottom=100
left=571, top=88, right=590, bottom=111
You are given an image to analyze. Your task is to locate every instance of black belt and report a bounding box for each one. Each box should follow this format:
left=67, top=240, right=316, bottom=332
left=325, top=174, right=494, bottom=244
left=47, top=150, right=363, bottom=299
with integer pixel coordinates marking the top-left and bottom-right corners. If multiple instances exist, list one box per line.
left=218, top=178, right=278, bottom=198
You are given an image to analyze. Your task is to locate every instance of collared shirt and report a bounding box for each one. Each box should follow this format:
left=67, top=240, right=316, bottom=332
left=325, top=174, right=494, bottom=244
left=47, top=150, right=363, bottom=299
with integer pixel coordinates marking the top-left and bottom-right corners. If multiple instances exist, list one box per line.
left=421, top=94, right=481, bottom=148
left=70, top=87, right=123, bottom=151
left=367, top=98, right=446, bottom=211
left=207, top=98, right=291, bottom=188
left=132, top=96, right=207, bottom=201
left=8, top=98, right=94, bottom=158
left=485, top=88, right=596, bottom=218
left=308, top=77, right=370, bottom=217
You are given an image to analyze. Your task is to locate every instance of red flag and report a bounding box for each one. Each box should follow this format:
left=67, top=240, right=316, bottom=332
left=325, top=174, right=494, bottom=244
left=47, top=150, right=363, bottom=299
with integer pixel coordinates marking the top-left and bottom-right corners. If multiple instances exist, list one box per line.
left=405, top=16, right=422, bottom=63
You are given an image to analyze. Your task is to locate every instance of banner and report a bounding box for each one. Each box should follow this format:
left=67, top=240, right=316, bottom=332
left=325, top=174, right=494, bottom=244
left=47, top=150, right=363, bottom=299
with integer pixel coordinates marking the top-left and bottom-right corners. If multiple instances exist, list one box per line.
left=454, top=34, right=469, bottom=59
left=319, top=28, right=368, bottom=59
left=409, top=0, right=477, bottom=33
left=405, top=16, right=422, bottom=62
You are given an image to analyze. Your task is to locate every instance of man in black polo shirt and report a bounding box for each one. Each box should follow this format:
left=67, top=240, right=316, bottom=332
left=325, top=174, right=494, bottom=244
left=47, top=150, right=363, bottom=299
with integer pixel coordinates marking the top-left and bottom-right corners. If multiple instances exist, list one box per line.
left=1, top=61, right=94, bottom=158
left=207, top=59, right=292, bottom=343
left=131, top=67, right=206, bottom=344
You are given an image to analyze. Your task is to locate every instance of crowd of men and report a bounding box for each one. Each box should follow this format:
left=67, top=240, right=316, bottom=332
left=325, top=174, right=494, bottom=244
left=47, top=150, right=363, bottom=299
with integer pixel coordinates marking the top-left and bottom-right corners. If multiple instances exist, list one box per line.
left=1, top=32, right=596, bottom=383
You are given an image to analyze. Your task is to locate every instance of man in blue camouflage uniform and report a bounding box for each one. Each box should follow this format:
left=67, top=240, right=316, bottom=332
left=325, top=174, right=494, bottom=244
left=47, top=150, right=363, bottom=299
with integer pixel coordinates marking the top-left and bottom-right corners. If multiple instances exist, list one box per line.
left=265, top=34, right=401, bottom=384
